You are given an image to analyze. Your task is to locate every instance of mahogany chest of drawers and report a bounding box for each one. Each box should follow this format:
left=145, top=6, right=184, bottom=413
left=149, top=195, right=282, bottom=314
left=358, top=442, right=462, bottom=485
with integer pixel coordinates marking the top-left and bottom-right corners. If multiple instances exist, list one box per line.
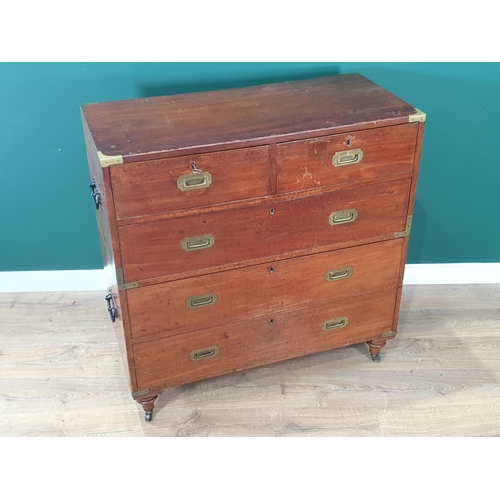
left=81, top=73, right=425, bottom=421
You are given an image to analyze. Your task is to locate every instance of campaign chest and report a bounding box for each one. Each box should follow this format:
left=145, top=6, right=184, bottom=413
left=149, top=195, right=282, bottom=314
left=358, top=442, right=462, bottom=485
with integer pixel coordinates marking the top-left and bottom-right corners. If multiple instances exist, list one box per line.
left=81, top=73, right=425, bottom=421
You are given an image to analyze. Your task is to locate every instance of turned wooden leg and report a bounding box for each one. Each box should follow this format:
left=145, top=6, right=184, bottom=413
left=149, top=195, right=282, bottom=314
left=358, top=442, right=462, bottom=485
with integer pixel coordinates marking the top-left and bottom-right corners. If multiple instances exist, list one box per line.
left=367, top=339, right=387, bottom=363
left=135, top=394, right=159, bottom=422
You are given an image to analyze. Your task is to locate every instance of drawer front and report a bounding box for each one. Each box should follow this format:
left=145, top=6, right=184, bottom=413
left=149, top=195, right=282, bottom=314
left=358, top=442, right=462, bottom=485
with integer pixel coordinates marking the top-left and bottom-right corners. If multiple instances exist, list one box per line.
left=111, top=146, right=271, bottom=219
left=133, top=289, right=397, bottom=390
left=127, top=239, right=403, bottom=340
left=277, top=124, right=418, bottom=193
left=119, top=178, right=411, bottom=282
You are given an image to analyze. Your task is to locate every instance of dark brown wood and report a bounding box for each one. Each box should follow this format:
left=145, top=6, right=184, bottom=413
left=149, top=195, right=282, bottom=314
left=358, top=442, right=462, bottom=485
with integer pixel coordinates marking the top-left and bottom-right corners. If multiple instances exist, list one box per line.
left=133, top=289, right=397, bottom=391
left=81, top=74, right=416, bottom=162
left=126, top=239, right=403, bottom=341
left=111, top=146, right=271, bottom=220
left=119, top=178, right=411, bottom=283
left=277, top=123, right=418, bottom=193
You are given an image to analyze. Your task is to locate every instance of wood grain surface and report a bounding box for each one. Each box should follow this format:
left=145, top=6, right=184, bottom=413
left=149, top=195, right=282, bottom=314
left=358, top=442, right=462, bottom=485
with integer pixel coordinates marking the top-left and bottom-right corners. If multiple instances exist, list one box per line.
left=126, top=239, right=403, bottom=341
left=2, top=284, right=500, bottom=436
left=81, top=74, right=416, bottom=161
left=118, top=178, right=411, bottom=283
left=132, top=289, right=397, bottom=390
left=111, top=146, right=271, bottom=220
left=277, top=123, right=418, bottom=193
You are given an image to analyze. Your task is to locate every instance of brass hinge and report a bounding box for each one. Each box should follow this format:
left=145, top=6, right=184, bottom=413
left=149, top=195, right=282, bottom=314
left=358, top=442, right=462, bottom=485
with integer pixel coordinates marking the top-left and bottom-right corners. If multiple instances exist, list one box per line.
left=395, top=215, right=412, bottom=238
left=408, top=108, right=426, bottom=123
left=132, top=389, right=150, bottom=398
left=97, top=151, right=124, bottom=168
left=116, top=268, right=139, bottom=291
left=382, top=331, right=397, bottom=339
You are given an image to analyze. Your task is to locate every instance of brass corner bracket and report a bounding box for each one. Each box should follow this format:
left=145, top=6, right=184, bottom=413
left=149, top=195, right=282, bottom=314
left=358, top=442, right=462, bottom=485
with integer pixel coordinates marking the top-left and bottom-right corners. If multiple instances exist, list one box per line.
left=408, top=108, right=426, bottom=123
left=97, top=151, right=124, bottom=168
left=395, top=215, right=413, bottom=238
left=132, top=389, right=150, bottom=398
left=116, top=268, right=139, bottom=292
left=382, top=331, right=397, bottom=339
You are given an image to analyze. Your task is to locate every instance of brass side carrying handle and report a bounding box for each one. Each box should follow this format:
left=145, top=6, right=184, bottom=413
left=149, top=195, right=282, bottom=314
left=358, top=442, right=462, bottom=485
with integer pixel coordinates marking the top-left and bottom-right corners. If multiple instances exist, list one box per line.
left=329, top=209, right=358, bottom=226
left=177, top=172, right=212, bottom=192
left=326, top=266, right=354, bottom=282
left=190, top=346, right=219, bottom=361
left=182, top=234, right=215, bottom=252
left=332, top=148, right=363, bottom=167
left=323, top=316, right=349, bottom=331
left=187, top=292, right=218, bottom=309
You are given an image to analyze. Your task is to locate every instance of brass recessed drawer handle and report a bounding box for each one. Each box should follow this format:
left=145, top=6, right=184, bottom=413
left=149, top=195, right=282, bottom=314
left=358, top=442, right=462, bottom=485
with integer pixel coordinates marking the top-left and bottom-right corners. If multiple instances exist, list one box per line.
left=329, top=209, right=358, bottom=226
left=190, top=346, right=219, bottom=361
left=326, top=266, right=353, bottom=282
left=182, top=234, right=215, bottom=252
left=187, top=292, right=218, bottom=309
left=323, top=316, right=349, bottom=331
left=177, top=172, right=212, bottom=192
left=332, top=148, right=363, bottom=167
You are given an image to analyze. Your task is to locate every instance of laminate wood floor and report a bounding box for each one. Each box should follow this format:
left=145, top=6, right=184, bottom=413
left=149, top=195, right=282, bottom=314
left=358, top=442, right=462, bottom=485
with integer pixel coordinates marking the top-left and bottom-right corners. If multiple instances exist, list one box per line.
left=1, top=284, right=499, bottom=437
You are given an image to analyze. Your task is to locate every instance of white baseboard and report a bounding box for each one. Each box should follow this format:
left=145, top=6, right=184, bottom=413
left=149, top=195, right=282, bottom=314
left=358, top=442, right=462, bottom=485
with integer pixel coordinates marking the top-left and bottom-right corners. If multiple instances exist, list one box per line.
left=0, top=270, right=107, bottom=292
left=403, top=263, right=500, bottom=285
left=0, top=264, right=499, bottom=292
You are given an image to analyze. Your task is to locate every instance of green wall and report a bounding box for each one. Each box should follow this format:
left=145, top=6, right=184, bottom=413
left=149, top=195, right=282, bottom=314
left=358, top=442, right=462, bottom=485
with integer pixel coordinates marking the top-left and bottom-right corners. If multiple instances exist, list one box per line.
left=1, top=63, right=499, bottom=271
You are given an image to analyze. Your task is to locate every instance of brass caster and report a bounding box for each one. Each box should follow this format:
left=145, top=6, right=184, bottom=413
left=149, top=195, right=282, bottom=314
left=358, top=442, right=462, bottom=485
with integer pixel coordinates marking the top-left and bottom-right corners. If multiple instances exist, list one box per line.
left=145, top=412, right=153, bottom=422
left=372, top=354, right=381, bottom=363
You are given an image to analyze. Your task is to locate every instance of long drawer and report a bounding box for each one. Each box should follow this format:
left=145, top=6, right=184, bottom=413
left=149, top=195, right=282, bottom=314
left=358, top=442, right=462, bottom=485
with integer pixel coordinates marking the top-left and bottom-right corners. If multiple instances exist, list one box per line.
left=119, top=178, right=411, bottom=282
left=277, top=123, right=418, bottom=193
left=132, top=289, right=397, bottom=390
left=126, top=239, right=403, bottom=340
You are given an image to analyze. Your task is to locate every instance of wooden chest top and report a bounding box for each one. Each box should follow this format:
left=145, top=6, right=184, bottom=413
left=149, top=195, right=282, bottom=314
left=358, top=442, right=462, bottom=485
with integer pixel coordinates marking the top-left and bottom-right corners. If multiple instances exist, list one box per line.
left=81, top=73, right=417, bottom=161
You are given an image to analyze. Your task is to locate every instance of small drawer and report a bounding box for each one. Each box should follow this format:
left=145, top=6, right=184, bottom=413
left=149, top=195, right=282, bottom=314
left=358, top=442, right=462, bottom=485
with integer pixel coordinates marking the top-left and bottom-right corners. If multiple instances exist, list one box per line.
left=132, top=289, right=397, bottom=390
left=118, top=178, right=411, bottom=283
left=126, top=239, right=403, bottom=340
left=276, top=123, right=418, bottom=193
left=110, top=146, right=270, bottom=219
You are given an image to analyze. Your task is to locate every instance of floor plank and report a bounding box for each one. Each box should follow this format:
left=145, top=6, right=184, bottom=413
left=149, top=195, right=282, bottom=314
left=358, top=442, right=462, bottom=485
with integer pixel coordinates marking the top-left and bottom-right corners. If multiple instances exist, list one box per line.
left=1, top=285, right=500, bottom=436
